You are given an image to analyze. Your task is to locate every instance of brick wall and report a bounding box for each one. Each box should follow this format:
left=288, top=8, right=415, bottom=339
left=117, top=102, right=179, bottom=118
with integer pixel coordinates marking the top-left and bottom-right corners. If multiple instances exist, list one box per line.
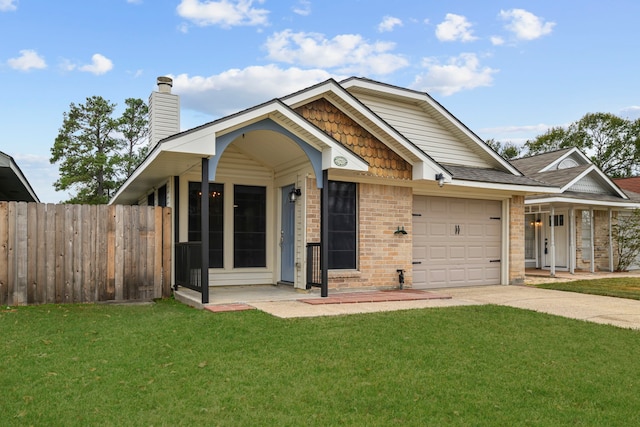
left=508, top=195, right=525, bottom=284
left=575, top=210, right=616, bottom=271
left=305, top=179, right=413, bottom=290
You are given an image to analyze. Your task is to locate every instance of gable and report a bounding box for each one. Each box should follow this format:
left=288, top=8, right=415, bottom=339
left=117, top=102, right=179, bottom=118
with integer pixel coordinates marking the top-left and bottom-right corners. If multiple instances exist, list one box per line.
left=295, top=98, right=412, bottom=180
left=568, top=170, right=618, bottom=195
left=351, top=91, right=494, bottom=169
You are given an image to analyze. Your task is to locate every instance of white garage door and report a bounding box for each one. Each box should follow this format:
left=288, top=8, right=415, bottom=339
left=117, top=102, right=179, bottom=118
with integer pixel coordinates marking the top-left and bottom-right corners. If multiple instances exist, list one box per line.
left=412, top=196, right=502, bottom=288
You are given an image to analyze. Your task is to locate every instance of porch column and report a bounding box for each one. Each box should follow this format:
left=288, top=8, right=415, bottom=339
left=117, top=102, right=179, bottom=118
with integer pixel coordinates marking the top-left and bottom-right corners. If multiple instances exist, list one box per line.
left=569, top=208, right=575, bottom=274
left=201, top=158, right=209, bottom=304
left=550, top=206, right=556, bottom=277
left=320, top=169, right=329, bottom=297
left=590, top=208, right=595, bottom=273
left=608, top=208, right=614, bottom=272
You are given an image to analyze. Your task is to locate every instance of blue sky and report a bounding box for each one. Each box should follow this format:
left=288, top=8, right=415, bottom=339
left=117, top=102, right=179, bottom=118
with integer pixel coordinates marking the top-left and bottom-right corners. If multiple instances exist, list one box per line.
left=1, top=0, right=639, bottom=202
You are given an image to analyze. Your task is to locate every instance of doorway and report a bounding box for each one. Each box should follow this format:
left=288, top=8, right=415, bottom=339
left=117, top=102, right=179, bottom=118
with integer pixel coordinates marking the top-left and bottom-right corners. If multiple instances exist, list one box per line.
left=280, top=184, right=296, bottom=283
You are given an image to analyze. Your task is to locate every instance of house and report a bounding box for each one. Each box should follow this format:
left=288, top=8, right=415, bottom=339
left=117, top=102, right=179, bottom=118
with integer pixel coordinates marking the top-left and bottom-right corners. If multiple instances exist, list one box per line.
left=110, top=76, right=554, bottom=303
left=0, top=150, right=39, bottom=202
left=613, top=176, right=640, bottom=195
left=511, top=148, right=640, bottom=275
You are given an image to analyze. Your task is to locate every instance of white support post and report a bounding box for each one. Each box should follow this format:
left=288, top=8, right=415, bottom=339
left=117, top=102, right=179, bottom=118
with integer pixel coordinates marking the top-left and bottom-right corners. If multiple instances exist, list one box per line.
left=590, top=208, right=595, bottom=273
left=609, top=209, right=614, bottom=272
left=569, top=208, right=575, bottom=274
left=550, top=206, right=556, bottom=277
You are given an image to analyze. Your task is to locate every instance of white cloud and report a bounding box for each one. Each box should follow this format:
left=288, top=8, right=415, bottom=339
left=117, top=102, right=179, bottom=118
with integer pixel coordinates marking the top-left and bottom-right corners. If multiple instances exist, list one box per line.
left=292, top=0, right=311, bottom=16
left=499, top=9, right=555, bottom=40
left=412, top=53, right=497, bottom=96
left=490, top=36, right=504, bottom=46
left=620, top=106, right=640, bottom=120
left=78, top=53, right=113, bottom=75
left=0, top=0, right=17, bottom=12
left=378, top=16, right=402, bottom=33
left=265, top=30, right=408, bottom=75
left=7, top=49, right=47, bottom=71
left=126, top=0, right=143, bottom=4
left=176, top=0, right=269, bottom=28
left=171, top=65, right=337, bottom=117
left=435, top=13, right=477, bottom=42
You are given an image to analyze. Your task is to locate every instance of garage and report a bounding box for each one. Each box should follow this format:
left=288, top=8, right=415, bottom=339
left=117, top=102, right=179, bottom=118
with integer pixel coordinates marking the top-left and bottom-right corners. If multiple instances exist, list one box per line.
left=412, top=196, right=502, bottom=288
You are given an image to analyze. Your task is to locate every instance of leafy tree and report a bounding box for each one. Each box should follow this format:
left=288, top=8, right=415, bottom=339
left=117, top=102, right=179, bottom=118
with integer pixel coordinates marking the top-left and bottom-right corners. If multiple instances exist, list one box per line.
left=485, top=138, right=522, bottom=160
left=118, top=98, right=150, bottom=178
left=524, top=113, right=640, bottom=177
left=611, top=210, right=640, bottom=271
left=50, top=96, right=149, bottom=204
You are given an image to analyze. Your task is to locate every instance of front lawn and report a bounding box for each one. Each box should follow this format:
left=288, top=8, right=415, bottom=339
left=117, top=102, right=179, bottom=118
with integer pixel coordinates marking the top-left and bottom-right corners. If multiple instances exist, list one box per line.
left=2, top=299, right=640, bottom=426
left=535, top=277, right=640, bottom=300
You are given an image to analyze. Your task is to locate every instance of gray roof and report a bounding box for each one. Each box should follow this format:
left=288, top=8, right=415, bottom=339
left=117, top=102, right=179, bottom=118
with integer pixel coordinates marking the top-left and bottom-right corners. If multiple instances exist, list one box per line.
left=0, top=151, right=39, bottom=202
left=524, top=164, right=591, bottom=188
left=444, top=165, right=554, bottom=187
left=510, top=148, right=574, bottom=175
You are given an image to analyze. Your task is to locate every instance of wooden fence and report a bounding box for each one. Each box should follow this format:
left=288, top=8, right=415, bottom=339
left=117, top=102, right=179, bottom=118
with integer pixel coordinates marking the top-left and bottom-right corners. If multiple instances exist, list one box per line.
left=0, top=202, right=172, bottom=306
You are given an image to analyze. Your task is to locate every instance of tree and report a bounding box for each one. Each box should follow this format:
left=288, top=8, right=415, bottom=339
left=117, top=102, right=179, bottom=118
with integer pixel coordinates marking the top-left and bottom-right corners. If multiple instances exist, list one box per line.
left=50, top=96, right=149, bottom=204
left=118, top=98, right=150, bottom=178
left=524, top=113, right=640, bottom=177
left=611, top=210, right=640, bottom=271
left=485, top=138, right=522, bottom=160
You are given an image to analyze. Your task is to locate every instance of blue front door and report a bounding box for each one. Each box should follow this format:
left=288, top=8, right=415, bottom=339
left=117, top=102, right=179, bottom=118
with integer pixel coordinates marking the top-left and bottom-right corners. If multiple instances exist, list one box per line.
left=281, top=185, right=295, bottom=283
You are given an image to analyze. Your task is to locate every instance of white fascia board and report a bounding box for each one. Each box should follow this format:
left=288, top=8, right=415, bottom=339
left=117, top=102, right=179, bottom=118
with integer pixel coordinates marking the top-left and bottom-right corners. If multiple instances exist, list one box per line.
left=341, top=78, right=522, bottom=176
left=524, top=196, right=640, bottom=209
left=449, top=179, right=560, bottom=194
left=412, top=162, right=452, bottom=182
left=110, top=143, right=163, bottom=204
left=322, top=147, right=369, bottom=172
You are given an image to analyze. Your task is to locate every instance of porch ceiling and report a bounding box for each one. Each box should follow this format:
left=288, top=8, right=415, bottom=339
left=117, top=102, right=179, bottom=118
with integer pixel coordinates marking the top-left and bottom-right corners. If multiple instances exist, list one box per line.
left=233, top=129, right=307, bottom=170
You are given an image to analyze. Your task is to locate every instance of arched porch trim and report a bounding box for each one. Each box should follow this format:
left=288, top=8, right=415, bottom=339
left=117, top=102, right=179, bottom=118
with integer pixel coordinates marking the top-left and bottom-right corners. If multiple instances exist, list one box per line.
left=209, top=118, right=324, bottom=188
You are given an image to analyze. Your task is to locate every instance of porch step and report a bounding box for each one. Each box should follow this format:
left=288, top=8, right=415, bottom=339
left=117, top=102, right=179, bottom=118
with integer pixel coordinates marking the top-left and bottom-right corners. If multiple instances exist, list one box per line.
left=204, top=303, right=256, bottom=313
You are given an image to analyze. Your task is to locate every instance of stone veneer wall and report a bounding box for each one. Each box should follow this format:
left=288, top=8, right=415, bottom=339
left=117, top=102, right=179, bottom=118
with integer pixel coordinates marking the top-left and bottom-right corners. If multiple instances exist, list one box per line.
left=508, top=195, right=525, bottom=284
left=575, top=210, right=616, bottom=271
left=305, top=177, right=413, bottom=290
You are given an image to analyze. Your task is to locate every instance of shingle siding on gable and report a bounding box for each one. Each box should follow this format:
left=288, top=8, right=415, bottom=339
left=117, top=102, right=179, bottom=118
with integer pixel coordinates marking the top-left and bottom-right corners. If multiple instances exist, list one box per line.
left=351, top=92, right=493, bottom=169
left=295, top=98, right=412, bottom=180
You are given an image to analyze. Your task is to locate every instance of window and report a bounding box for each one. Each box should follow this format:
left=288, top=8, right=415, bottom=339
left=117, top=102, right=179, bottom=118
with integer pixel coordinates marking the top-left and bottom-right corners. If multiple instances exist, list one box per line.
left=525, top=214, right=536, bottom=260
left=581, top=210, right=592, bottom=261
left=147, top=192, right=155, bottom=206
left=549, top=214, right=564, bottom=227
left=158, top=184, right=167, bottom=207
left=328, top=181, right=357, bottom=269
left=188, top=182, right=224, bottom=268
left=234, top=185, right=266, bottom=268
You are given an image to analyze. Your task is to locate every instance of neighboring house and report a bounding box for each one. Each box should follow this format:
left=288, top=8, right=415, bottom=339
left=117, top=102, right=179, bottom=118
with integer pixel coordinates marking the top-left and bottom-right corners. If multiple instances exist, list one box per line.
left=111, top=77, right=553, bottom=303
left=511, top=148, right=640, bottom=275
left=0, top=151, right=39, bottom=202
left=612, top=176, right=640, bottom=271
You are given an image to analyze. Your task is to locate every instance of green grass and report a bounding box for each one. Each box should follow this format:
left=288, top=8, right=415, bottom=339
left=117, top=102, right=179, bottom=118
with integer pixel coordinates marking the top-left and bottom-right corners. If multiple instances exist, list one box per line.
left=535, top=277, right=640, bottom=300
left=3, top=299, right=640, bottom=426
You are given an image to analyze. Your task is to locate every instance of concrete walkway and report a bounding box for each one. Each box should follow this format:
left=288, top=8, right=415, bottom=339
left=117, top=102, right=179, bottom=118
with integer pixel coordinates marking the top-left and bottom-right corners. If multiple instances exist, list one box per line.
left=248, top=285, right=640, bottom=330
left=175, top=273, right=640, bottom=330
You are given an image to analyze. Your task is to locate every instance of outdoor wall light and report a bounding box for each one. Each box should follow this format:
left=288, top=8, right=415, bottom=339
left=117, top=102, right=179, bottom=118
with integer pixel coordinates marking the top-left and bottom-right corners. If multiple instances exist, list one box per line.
left=394, top=226, right=408, bottom=235
left=289, top=188, right=302, bottom=203
left=435, top=173, right=445, bottom=187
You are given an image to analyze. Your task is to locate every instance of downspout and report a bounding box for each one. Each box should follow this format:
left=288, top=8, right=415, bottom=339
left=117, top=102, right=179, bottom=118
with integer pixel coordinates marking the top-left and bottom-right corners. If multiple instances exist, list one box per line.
left=201, top=158, right=209, bottom=304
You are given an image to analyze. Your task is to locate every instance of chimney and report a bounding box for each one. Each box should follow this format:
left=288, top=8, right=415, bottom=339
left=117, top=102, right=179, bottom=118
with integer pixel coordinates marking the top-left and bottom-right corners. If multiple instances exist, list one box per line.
left=148, top=76, right=180, bottom=146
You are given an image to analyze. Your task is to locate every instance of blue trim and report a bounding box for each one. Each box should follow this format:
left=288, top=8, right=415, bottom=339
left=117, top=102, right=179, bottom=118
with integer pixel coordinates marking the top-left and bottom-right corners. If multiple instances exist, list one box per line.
left=209, top=118, right=323, bottom=188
